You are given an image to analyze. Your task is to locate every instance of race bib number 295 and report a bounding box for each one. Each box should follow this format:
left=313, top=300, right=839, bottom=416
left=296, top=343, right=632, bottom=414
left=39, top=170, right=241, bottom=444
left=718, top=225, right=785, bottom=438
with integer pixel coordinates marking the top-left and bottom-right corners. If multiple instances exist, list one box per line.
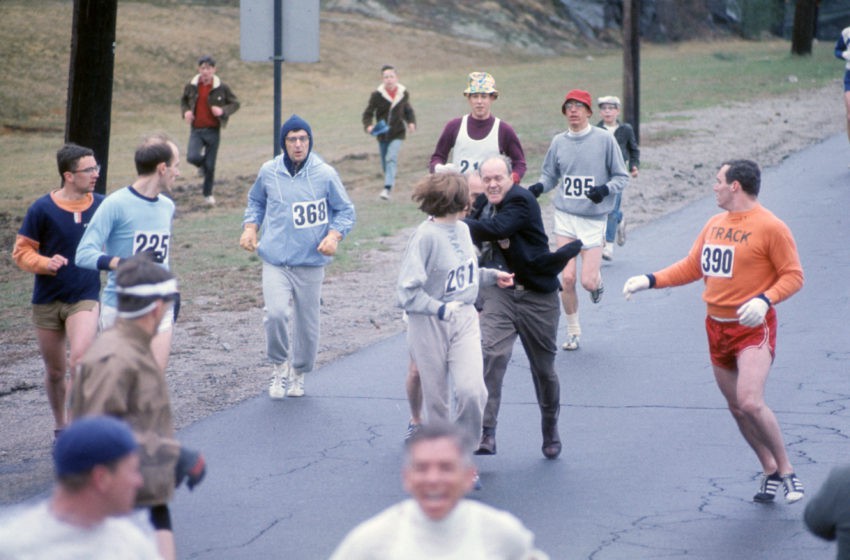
left=561, top=175, right=594, bottom=198
left=292, top=199, right=328, bottom=229
left=701, top=243, right=734, bottom=278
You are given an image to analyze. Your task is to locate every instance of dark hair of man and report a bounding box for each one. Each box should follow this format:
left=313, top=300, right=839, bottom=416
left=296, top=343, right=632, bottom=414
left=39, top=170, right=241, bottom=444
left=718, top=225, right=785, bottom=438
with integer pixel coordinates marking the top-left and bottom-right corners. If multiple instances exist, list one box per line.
left=134, top=135, right=174, bottom=176
left=116, top=252, right=176, bottom=313
left=56, top=143, right=94, bottom=180
left=411, top=173, right=469, bottom=217
left=721, top=159, right=761, bottom=196
left=58, top=457, right=122, bottom=493
left=404, top=422, right=472, bottom=465
left=381, top=64, right=395, bottom=73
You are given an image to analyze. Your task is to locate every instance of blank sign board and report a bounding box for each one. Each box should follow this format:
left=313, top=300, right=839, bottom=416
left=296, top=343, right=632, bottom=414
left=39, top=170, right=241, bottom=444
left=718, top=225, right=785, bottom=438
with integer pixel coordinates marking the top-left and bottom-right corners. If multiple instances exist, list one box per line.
left=240, top=0, right=320, bottom=63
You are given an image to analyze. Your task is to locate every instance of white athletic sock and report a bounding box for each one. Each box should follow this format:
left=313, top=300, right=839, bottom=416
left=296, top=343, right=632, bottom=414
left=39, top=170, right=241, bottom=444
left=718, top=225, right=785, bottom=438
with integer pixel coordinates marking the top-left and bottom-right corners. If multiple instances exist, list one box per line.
left=566, top=312, right=581, bottom=336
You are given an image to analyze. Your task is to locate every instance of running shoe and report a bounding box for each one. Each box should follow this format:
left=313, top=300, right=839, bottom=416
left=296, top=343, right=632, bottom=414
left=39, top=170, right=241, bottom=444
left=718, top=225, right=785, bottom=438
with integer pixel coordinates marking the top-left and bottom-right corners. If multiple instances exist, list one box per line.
left=379, top=187, right=391, bottom=200
left=269, top=364, right=287, bottom=400
left=287, top=370, right=305, bottom=397
left=782, top=473, right=805, bottom=503
left=753, top=472, right=782, bottom=503
left=602, top=242, right=613, bottom=261
left=562, top=334, right=580, bottom=351
left=404, top=421, right=420, bottom=441
left=590, top=281, right=605, bottom=304
left=616, top=217, right=627, bottom=246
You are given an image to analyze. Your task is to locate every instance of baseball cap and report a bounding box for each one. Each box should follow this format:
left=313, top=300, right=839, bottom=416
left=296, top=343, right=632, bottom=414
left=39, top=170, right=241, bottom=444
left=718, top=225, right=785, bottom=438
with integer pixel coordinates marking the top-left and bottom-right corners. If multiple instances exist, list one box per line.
left=54, top=416, right=138, bottom=477
left=463, top=72, right=498, bottom=96
left=561, top=89, right=593, bottom=114
left=598, top=95, right=621, bottom=107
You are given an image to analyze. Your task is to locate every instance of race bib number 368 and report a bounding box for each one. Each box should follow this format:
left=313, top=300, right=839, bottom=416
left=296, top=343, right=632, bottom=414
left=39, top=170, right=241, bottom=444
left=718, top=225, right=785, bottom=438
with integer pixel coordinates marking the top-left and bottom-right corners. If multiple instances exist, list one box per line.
left=701, top=243, right=734, bottom=278
left=562, top=175, right=595, bottom=198
left=292, top=199, right=328, bottom=229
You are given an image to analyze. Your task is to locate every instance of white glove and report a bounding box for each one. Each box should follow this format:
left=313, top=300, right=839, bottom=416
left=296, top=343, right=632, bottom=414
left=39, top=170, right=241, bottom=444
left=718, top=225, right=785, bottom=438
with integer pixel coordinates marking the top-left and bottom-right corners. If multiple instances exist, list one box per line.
left=434, top=163, right=459, bottom=174
left=736, top=297, right=769, bottom=327
left=440, top=301, right=463, bottom=321
left=622, top=275, right=650, bottom=300
left=843, top=50, right=850, bottom=61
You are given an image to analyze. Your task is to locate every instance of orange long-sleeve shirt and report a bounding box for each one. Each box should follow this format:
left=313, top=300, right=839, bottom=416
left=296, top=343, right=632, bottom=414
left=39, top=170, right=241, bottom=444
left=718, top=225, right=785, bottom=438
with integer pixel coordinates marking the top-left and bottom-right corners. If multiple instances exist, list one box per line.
left=653, top=204, right=803, bottom=319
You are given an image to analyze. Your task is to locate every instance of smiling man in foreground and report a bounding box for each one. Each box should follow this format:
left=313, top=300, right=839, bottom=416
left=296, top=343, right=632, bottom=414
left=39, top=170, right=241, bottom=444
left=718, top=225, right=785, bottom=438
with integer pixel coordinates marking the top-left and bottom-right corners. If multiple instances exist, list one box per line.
left=329, top=422, right=548, bottom=559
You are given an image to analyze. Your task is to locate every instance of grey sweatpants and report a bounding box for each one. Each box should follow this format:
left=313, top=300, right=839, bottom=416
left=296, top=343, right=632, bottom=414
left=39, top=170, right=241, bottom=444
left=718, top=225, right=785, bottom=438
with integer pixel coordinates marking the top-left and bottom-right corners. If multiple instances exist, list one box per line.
left=406, top=304, right=487, bottom=452
left=262, top=263, right=324, bottom=373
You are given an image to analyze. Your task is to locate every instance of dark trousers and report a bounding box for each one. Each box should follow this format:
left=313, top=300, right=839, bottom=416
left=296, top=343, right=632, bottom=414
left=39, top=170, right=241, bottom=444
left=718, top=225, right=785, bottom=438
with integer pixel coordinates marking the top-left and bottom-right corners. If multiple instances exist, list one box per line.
left=478, top=284, right=561, bottom=430
left=187, top=127, right=220, bottom=197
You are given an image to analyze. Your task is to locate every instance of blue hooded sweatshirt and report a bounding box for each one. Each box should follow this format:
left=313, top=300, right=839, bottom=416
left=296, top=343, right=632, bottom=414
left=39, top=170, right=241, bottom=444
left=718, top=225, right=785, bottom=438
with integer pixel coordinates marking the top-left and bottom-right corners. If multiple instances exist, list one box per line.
left=243, top=114, right=356, bottom=267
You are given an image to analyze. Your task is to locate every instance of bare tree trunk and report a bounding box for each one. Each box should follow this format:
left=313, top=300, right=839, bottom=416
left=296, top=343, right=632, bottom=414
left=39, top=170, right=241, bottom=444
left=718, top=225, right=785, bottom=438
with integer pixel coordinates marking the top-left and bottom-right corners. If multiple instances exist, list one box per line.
left=790, top=0, right=816, bottom=56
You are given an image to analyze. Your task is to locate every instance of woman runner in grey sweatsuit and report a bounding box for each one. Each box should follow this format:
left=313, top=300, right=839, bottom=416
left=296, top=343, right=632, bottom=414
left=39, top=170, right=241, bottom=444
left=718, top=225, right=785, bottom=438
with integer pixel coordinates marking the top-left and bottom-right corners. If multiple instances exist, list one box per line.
left=397, top=173, right=513, bottom=451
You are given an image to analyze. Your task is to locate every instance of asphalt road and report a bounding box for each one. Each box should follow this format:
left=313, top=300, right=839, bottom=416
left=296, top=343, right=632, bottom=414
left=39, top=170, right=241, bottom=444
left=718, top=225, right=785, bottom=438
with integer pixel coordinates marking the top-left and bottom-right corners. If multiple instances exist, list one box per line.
left=6, top=135, right=849, bottom=559
left=171, top=134, right=849, bottom=559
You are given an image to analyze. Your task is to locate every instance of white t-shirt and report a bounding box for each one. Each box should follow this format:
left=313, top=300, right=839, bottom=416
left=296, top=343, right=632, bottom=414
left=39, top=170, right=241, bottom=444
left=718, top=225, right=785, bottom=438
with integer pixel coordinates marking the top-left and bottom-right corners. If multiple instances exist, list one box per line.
left=329, top=498, right=545, bottom=560
left=0, top=501, right=162, bottom=560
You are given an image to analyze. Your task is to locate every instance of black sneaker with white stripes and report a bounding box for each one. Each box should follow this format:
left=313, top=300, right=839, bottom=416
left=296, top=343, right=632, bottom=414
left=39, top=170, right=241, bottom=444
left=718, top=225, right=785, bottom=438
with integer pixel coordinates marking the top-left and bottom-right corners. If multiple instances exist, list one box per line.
left=753, top=472, right=782, bottom=503
left=782, top=473, right=805, bottom=503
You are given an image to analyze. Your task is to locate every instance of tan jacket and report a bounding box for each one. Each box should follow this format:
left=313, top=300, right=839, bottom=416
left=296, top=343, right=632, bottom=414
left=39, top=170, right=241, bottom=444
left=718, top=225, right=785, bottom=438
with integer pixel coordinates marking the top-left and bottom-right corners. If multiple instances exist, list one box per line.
left=71, top=320, right=180, bottom=506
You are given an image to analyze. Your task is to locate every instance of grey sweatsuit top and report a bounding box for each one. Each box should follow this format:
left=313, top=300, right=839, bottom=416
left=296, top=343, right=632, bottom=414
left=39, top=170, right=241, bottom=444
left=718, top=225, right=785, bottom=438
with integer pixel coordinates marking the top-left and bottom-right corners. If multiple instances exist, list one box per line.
left=538, top=125, right=629, bottom=217
left=397, top=219, right=498, bottom=316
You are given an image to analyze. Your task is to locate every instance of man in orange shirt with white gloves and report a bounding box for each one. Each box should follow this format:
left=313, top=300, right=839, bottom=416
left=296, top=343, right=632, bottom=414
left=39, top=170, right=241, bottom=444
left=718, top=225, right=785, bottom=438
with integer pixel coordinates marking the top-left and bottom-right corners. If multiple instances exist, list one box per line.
left=623, top=159, right=805, bottom=505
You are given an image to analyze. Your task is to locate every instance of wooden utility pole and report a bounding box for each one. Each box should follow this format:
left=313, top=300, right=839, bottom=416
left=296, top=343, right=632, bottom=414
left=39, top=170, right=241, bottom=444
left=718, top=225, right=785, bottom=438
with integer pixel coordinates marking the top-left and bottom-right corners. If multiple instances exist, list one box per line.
left=791, top=0, right=816, bottom=56
left=66, top=0, right=117, bottom=194
left=623, top=0, right=640, bottom=142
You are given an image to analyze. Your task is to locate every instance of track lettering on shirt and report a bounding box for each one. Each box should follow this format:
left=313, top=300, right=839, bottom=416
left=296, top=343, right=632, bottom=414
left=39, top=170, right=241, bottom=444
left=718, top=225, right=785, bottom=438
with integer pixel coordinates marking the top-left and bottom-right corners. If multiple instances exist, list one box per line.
left=133, top=231, right=170, bottom=263
left=445, top=258, right=476, bottom=295
left=701, top=243, right=734, bottom=278
left=561, top=175, right=595, bottom=198
left=292, top=199, right=328, bottom=229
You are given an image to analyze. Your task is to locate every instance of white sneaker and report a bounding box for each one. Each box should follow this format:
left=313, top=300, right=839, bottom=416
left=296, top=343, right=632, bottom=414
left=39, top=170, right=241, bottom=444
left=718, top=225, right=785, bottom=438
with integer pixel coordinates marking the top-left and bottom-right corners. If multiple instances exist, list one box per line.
left=287, top=370, right=304, bottom=397
left=268, top=363, right=288, bottom=400
left=602, top=242, right=613, bottom=261
left=379, top=188, right=391, bottom=200
left=562, top=334, right=580, bottom=351
left=204, top=195, right=216, bottom=206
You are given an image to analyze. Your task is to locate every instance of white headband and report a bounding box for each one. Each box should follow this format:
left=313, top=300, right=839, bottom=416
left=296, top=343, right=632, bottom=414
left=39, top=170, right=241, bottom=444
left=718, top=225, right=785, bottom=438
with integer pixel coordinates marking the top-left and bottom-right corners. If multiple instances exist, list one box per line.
left=115, top=279, right=178, bottom=298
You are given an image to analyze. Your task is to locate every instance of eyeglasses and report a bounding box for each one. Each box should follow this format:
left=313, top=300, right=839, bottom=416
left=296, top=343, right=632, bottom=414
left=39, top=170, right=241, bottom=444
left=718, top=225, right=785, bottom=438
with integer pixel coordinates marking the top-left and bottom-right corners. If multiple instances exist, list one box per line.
left=74, top=165, right=101, bottom=174
left=285, top=135, right=309, bottom=145
left=563, top=101, right=587, bottom=110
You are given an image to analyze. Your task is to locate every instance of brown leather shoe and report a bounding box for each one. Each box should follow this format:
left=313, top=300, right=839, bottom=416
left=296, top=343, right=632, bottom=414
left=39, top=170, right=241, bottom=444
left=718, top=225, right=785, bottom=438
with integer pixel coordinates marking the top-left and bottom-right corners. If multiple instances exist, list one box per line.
left=474, top=433, right=496, bottom=455
left=542, top=422, right=561, bottom=459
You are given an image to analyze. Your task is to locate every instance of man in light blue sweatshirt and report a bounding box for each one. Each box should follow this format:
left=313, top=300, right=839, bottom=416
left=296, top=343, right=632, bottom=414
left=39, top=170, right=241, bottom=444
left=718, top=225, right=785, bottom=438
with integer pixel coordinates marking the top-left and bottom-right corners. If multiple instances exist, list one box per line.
left=240, top=114, right=356, bottom=399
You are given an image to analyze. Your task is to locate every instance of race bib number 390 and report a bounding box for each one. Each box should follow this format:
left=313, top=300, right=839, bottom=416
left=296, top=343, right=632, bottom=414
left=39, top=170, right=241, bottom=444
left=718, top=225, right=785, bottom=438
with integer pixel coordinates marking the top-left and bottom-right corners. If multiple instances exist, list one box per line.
left=701, top=243, right=734, bottom=278
left=292, top=199, right=328, bottom=229
left=562, top=175, right=595, bottom=198
left=445, top=258, right=476, bottom=295
left=133, top=231, right=170, bottom=264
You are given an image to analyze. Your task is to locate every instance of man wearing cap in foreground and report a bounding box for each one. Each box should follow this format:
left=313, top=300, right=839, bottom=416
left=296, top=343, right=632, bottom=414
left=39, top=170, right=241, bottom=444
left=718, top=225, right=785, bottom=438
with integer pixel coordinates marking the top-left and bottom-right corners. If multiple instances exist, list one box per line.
left=0, top=415, right=162, bottom=559
left=429, top=72, right=526, bottom=183
left=240, top=114, right=356, bottom=400
left=180, top=54, right=240, bottom=205
left=72, top=254, right=206, bottom=560
left=528, top=89, right=628, bottom=351
left=596, top=95, right=640, bottom=261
